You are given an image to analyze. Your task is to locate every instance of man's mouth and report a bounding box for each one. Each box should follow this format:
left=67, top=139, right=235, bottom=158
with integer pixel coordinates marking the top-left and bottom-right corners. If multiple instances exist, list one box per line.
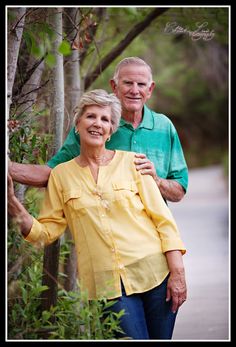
left=126, top=97, right=141, bottom=101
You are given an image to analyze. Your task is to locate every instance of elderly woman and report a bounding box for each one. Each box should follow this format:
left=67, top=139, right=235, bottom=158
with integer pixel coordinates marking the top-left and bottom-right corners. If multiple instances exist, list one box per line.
left=8, top=89, right=187, bottom=340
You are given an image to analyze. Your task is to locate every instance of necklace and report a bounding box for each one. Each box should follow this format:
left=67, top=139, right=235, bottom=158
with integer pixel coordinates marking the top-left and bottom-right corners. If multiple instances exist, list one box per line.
left=83, top=150, right=114, bottom=166
left=94, top=154, right=108, bottom=164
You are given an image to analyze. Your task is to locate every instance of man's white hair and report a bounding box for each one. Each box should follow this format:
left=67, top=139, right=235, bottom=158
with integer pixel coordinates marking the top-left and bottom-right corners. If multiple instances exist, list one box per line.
left=112, top=57, right=153, bottom=86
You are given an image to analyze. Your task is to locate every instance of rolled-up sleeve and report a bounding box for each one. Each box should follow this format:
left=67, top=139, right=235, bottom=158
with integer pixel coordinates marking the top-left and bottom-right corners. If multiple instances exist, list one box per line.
left=136, top=171, right=186, bottom=255
left=24, top=172, right=67, bottom=246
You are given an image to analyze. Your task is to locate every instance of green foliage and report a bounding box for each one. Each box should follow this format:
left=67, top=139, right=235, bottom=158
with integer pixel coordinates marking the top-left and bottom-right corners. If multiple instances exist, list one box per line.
left=23, top=22, right=55, bottom=59
left=45, top=53, right=56, bottom=68
left=7, top=220, right=35, bottom=273
left=8, top=115, right=52, bottom=165
left=46, top=288, right=125, bottom=340
left=22, top=18, right=72, bottom=68
left=8, top=252, right=47, bottom=339
left=24, top=187, right=45, bottom=217
left=58, top=40, right=72, bottom=56
left=8, top=254, right=125, bottom=340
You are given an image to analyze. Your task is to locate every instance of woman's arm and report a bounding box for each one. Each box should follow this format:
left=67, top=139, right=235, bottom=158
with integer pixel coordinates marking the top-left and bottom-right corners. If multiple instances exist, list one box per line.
left=165, top=250, right=187, bottom=313
left=8, top=170, right=68, bottom=246
left=135, top=165, right=187, bottom=312
left=8, top=174, right=33, bottom=237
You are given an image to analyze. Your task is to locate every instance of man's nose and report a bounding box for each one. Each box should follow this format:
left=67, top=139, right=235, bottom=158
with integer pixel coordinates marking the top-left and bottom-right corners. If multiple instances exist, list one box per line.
left=130, top=82, right=139, bottom=93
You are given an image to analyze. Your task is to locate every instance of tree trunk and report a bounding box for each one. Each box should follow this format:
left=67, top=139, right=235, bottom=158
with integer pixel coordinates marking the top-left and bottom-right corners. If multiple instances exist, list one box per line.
left=50, top=8, right=65, bottom=153
left=63, top=8, right=81, bottom=292
left=41, top=7, right=64, bottom=312
left=7, top=7, right=26, bottom=119
left=63, top=7, right=81, bottom=139
left=7, top=8, right=27, bottom=203
left=18, top=57, right=45, bottom=115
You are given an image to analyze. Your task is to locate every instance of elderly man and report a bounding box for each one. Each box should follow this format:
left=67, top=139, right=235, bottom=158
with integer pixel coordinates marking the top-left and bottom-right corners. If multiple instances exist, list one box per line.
left=8, top=57, right=188, bottom=202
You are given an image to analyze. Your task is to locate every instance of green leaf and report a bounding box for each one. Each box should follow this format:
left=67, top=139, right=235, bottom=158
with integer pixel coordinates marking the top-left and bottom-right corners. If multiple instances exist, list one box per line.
left=31, top=134, right=36, bottom=149
left=23, top=31, right=33, bottom=52
left=42, top=310, right=51, bottom=322
left=58, top=40, right=71, bottom=56
left=45, top=53, right=56, bottom=68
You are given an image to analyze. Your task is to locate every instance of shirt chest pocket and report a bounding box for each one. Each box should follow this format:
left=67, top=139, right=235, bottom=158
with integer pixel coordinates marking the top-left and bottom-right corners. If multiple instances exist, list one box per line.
left=63, top=189, right=87, bottom=216
left=112, top=181, right=138, bottom=207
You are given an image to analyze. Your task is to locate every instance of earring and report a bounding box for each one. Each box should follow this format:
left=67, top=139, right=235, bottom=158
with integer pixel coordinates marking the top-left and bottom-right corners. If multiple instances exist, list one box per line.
left=75, top=129, right=79, bottom=135
left=107, top=137, right=110, bottom=142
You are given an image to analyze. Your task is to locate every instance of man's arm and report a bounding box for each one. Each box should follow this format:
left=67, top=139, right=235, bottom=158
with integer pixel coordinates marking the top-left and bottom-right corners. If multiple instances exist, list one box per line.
left=8, top=160, right=51, bottom=188
left=134, top=154, right=185, bottom=202
left=153, top=176, right=185, bottom=202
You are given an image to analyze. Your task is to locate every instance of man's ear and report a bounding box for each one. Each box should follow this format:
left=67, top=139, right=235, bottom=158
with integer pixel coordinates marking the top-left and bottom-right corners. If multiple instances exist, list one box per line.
left=147, top=81, right=156, bottom=99
left=110, top=79, right=117, bottom=93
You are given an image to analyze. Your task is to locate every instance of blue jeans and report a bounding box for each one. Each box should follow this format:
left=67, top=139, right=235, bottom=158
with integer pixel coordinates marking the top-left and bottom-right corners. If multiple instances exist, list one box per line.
left=110, top=276, right=177, bottom=340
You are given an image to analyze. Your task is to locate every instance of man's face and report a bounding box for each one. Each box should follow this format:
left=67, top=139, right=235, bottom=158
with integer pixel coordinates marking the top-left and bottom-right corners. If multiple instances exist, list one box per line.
left=110, top=64, right=155, bottom=116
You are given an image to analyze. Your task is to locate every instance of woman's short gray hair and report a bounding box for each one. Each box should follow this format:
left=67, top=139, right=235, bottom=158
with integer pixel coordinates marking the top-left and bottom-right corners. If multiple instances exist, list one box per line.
left=73, top=89, right=121, bottom=134
left=112, top=57, right=153, bottom=86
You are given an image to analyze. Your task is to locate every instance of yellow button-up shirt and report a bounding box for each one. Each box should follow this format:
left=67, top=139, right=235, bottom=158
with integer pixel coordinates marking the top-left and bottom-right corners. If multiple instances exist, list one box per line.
left=26, top=150, right=186, bottom=299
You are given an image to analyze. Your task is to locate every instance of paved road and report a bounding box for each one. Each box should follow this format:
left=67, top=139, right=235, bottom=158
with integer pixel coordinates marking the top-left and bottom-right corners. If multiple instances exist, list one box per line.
left=169, top=165, right=230, bottom=341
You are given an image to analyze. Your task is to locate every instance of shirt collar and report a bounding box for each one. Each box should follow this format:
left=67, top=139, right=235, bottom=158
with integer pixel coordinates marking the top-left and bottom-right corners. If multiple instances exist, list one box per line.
left=119, top=104, right=154, bottom=130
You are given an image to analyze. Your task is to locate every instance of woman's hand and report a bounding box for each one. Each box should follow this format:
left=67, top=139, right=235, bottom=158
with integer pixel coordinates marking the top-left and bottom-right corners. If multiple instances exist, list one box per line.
left=166, top=269, right=187, bottom=313
left=8, top=173, right=15, bottom=201
left=165, top=250, right=187, bottom=313
left=7, top=173, right=33, bottom=236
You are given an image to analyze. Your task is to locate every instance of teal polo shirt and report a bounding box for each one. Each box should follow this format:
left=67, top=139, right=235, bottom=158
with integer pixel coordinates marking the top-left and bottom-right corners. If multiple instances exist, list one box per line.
left=47, top=105, right=188, bottom=191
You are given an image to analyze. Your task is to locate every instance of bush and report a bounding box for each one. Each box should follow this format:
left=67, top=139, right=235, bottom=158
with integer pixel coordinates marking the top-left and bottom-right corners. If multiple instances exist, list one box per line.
left=7, top=252, right=125, bottom=340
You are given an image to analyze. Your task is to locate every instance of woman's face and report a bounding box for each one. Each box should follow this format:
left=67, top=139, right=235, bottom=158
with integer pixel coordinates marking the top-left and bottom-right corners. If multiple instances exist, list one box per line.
left=76, top=105, right=113, bottom=147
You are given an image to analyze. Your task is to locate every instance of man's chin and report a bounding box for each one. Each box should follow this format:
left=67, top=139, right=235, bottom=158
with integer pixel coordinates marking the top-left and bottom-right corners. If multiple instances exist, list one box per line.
left=125, top=103, right=143, bottom=113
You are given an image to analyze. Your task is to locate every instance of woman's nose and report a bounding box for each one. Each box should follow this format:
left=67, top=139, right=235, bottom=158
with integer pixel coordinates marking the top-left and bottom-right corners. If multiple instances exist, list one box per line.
left=93, top=117, right=102, bottom=127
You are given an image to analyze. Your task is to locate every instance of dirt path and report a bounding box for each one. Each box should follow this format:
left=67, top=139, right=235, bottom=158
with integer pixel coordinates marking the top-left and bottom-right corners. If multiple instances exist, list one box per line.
left=169, top=165, right=230, bottom=341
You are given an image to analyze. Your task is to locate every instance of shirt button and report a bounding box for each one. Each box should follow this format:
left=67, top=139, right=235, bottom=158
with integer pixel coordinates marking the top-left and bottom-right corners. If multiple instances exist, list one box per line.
left=119, top=264, right=124, bottom=269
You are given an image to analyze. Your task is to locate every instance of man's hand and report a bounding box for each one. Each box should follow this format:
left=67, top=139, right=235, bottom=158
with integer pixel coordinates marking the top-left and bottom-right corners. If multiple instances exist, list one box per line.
left=134, top=153, right=159, bottom=181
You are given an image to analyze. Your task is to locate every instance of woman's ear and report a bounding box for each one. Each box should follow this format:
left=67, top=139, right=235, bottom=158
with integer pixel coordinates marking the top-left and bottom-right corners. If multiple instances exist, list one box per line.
left=110, top=125, right=113, bottom=136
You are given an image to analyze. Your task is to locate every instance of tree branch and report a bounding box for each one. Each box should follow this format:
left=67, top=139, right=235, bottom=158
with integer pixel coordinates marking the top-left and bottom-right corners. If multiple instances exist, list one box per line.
left=84, top=7, right=169, bottom=90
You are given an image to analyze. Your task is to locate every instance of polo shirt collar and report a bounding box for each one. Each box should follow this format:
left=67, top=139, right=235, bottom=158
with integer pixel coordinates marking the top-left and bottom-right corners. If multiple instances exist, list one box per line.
left=119, top=104, right=154, bottom=129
